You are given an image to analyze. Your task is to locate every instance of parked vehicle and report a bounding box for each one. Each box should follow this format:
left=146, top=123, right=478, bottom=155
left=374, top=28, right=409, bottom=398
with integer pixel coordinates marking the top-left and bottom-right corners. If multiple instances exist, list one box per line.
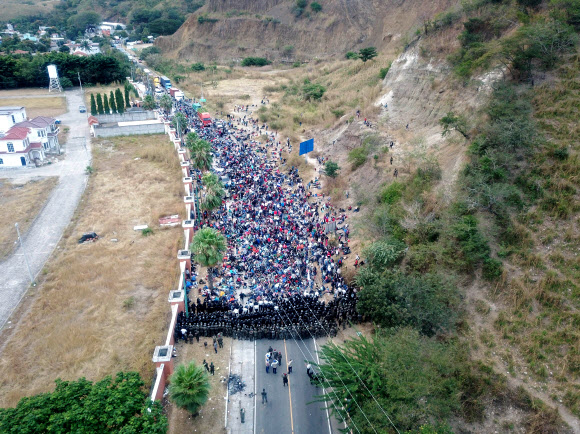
left=197, top=112, right=212, bottom=127
left=160, top=75, right=172, bottom=90
left=169, top=88, right=184, bottom=101
left=79, top=105, right=86, bottom=113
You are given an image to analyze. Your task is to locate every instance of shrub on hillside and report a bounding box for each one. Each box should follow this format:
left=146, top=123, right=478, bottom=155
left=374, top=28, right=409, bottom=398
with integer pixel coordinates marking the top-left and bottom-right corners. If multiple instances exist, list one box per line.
left=241, top=57, right=271, bottom=67
left=302, top=82, right=326, bottom=100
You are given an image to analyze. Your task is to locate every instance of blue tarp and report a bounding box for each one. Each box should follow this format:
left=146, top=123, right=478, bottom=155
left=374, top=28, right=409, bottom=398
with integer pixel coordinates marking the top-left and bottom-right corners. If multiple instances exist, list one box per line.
left=299, top=138, right=314, bottom=156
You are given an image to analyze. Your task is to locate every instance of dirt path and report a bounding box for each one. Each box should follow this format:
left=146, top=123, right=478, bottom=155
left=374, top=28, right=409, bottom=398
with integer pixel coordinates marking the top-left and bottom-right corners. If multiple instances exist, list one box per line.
left=0, top=89, right=91, bottom=332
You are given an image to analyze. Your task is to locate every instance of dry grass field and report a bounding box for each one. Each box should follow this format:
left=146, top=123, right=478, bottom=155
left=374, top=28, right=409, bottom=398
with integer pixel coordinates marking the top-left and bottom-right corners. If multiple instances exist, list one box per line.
left=0, top=134, right=184, bottom=407
left=0, top=96, right=67, bottom=118
left=0, top=177, right=58, bottom=260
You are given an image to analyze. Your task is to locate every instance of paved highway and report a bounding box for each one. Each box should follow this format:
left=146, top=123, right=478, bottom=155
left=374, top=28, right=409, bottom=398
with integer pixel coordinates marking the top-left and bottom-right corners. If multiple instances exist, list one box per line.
left=254, top=338, right=331, bottom=434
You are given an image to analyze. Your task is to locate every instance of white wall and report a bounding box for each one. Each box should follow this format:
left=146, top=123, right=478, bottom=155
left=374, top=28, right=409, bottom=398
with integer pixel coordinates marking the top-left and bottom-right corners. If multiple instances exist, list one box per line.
left=0, top=108, right=27, bottom=133
left=0, top=153, right=29, bottom=167
left=0, top=138, right=28, bottom=153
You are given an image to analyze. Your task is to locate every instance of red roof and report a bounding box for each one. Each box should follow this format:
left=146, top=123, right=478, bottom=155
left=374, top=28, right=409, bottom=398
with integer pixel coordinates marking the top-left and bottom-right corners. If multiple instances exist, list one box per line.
left=0, top=127, right=30, bottom=141
left=29, top=142, right=43, bottom=149
left=87, top=115, right=99, bottom=126
left=73, top=51, right=89, bottom=57
left=13, top=50, right=29, bottom=54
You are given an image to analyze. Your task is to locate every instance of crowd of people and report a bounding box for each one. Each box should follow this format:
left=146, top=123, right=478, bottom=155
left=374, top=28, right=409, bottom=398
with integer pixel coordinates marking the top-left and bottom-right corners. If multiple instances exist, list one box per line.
left=172, top=97, right=361, bottom=343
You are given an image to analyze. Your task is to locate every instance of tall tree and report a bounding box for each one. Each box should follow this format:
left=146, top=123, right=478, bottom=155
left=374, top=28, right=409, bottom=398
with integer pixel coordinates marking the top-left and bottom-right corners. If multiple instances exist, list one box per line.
left=124, top=84, right=131, bottom=108
left=115, top=88, right=125, bottom=114
left=359, top=46, right=378, bottom=62
left=109, top=90, right=117, bottom=114
left=159, top=93, right=172, bottom=113
left=190, top=227, right=226, bottom=290
left=142, top=95, right=155, bottom=110
left=188, top=137, right=213, bottom=172
left=90, top=93, right=97, bottom=116
left=96, top=93, right=104, bottom=115
left=171, top=112, right=186, bottom=136
left=169, top=362, right=210, bottom=415
left=103, top=93, right=110, bottom=114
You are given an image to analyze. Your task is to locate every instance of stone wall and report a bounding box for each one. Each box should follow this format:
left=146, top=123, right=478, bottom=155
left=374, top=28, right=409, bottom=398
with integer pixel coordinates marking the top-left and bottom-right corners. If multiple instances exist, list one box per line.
left=93, top=123, right=165, bottom=137
left=95, top=110, right=156, bottom=123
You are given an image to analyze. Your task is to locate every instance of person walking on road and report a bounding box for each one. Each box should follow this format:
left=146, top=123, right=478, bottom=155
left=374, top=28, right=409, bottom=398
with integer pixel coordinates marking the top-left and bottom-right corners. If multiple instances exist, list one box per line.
left=214, top=340, right=218, bottom=354
left=283, top=373, right=288, bottom=387
left=272, top=358, right=279, bottom=374
left=266, top=360, right=270, bottom=374
left=262, top=389, right=268, bottom=404
left=210, top=362, right=215, bottom=376
left=288, top=359, right=293, bottom=374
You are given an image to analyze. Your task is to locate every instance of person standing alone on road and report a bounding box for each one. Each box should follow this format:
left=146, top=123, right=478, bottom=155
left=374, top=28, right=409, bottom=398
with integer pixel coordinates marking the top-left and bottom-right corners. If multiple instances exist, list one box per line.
left=262, top=389, right=268, bottom=404
left=288, top=359, right=293, bottom=374
left=283, top=373, right=288, bottom=387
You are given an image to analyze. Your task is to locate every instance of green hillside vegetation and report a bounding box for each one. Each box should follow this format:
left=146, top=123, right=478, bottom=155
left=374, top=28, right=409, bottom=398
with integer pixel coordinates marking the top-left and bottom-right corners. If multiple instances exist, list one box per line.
left=1, top=0, right=205, bottom=40
left=309, top=0, right=580, bottom=431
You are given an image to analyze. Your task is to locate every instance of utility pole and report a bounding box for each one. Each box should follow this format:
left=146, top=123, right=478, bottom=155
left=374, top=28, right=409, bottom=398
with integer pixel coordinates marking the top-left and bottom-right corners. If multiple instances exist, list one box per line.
left=15, top=223, right=35, bottom=286
left=78, top=71, right=83, bottom=94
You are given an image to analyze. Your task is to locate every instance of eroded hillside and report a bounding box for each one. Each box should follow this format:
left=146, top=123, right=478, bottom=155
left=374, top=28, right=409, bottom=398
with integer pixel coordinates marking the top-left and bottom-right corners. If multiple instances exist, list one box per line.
left=157, top=0, right=457, bottom=61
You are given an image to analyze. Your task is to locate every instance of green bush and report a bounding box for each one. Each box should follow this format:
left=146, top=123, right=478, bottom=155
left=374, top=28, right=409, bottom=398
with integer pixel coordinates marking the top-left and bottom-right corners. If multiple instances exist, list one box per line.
left=348, top=146, right=368, bottom=169
left=191, top=62, right=205, bottom=71
left=357, top=271, right=461, bottom=336
left=330, top=108, right=345, bottom=118
left=363, top=238, right=407, bottom=270
left=482, top=257, right=503, bottom=280
left=379, top=63, right=391, bottom=79
left=379, top=181, right=404, bottom=204
left=197, top=15, right=218, bottom=24
left=241, top=57, right=271, bottom=67
left=449, top=214, right=491, bottom=271
left=311, top=1, right=322, bottom=12
left=345, top=51, right=359, bottom=60
left=302, top=82, right=326, bottom=100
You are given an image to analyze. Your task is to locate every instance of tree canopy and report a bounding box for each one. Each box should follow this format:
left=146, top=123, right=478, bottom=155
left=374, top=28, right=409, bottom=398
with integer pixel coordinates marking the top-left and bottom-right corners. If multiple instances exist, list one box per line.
left=359, top=47, right=378, bottom=62
left=315, top=330, right=462, bottom=433
left=0, top=52, right=128, bottom=89
left=0, top=372, right=167, bottom=434
left=190, top=228, right=227, bottom=289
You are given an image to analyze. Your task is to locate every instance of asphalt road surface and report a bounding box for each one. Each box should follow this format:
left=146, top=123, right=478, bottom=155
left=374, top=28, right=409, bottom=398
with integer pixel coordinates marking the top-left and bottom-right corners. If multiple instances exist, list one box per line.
left=255, top=338, right=331, bottom=434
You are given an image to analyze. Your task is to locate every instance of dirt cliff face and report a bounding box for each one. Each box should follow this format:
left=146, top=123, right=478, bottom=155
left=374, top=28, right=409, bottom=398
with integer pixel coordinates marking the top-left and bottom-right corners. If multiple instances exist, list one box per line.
left=157, top=0, right=458, bottom=61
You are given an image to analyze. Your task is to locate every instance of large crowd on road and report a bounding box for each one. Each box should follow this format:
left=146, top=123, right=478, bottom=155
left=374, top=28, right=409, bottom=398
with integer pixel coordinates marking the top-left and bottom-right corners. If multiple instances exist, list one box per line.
left=172, top=98, right=361, bottom=344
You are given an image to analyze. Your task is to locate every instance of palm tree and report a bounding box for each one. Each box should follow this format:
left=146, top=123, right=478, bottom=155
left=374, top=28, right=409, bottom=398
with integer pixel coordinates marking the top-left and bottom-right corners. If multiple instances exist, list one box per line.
left=189, top=139, right=213, bottom=172
left=190, top=227, right=226, bottom=290
left=169, top=362, right=210, bottom=415
left=201, top=173, right=224, bottom=214
left=201, top=192, right=223, bottom=213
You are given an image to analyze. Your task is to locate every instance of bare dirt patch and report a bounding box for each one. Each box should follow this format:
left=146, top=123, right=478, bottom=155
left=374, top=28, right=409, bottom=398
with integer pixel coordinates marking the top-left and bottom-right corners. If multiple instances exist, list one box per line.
left=0, top=177, right=58, bottom=260
left=0, top=134, right=183, bottom=407
left=167, top=337, right=231, bottom=434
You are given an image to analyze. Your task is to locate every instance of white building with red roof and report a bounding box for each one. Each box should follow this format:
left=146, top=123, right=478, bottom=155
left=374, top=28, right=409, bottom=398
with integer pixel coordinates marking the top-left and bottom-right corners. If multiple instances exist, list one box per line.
left=0, top=106, right=58, bottom=167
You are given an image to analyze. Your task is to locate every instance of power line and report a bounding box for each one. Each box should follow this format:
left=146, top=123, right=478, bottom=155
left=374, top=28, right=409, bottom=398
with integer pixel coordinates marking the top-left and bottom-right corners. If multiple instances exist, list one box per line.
left=290, top=296, right=401, bottom=434
left=273, top=307, right=362, bottom=434
left=277, top=302, right=379, bottom=434
left=273, top=307, right=357, bottom=433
